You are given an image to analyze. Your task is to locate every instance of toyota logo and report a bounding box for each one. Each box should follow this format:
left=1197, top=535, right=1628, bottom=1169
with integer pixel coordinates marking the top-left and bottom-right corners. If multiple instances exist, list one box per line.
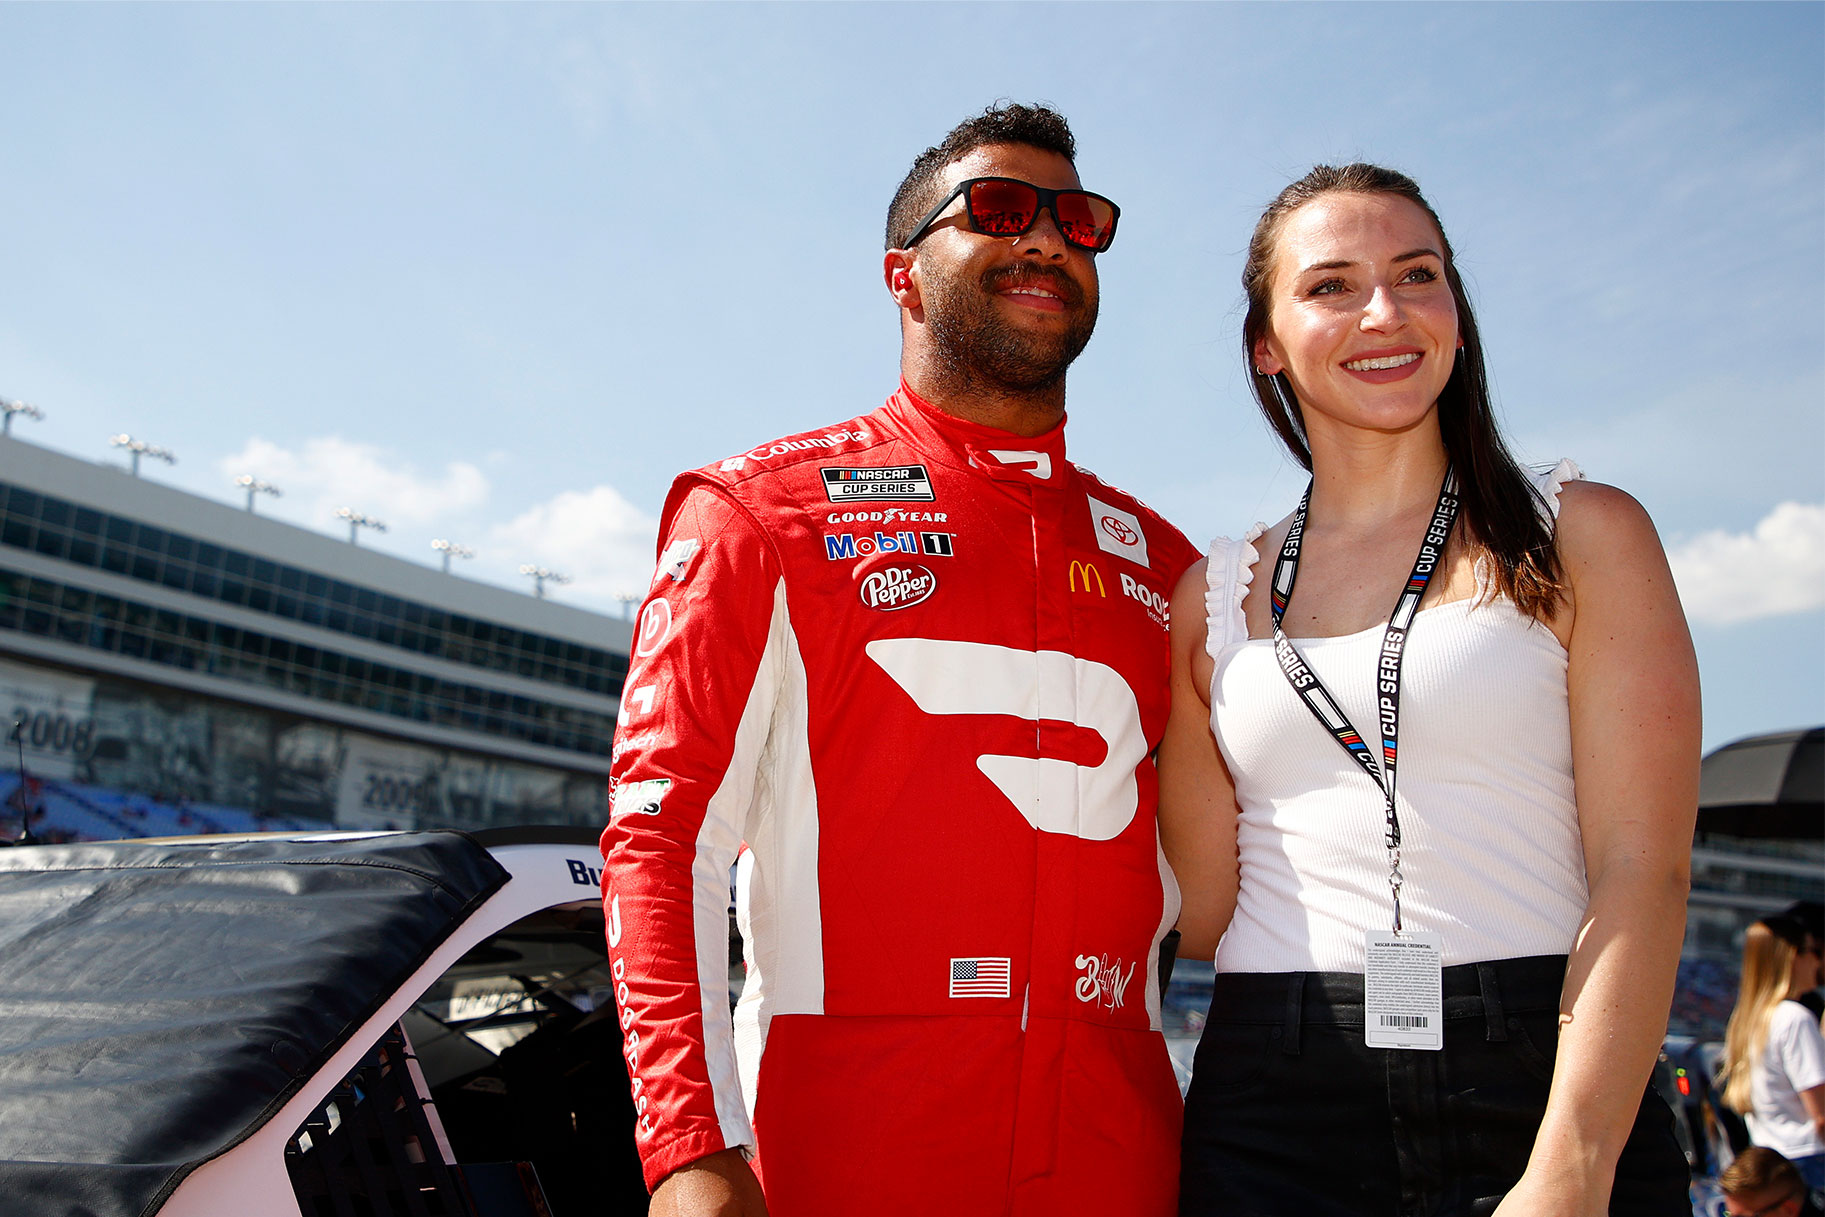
left=1100, top=516, right=1138, bottom=546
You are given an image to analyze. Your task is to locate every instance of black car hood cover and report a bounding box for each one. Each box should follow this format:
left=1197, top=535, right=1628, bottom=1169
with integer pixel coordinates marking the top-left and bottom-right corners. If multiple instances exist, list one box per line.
left=0, top=831, right=510, bottom=1217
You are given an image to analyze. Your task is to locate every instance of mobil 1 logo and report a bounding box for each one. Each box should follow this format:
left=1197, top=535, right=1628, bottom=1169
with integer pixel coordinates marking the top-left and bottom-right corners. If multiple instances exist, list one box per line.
left=822, top=465, right=935, bottom=502
left=824, top=530, right=955, bottom=561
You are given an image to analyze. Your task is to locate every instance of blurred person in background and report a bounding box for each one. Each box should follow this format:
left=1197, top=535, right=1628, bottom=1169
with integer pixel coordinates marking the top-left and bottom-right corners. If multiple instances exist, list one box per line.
left=1721, top=915, right=1825, bottom=1189
left=1780, top=902, right=1825, bottom=1024
left=1719, top=1147, right=1821, bottom=1217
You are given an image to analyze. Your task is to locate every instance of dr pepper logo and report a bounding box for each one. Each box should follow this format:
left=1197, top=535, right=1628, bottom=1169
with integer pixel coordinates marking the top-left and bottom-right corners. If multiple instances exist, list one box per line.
left=859, top=563, right=937, bottom=611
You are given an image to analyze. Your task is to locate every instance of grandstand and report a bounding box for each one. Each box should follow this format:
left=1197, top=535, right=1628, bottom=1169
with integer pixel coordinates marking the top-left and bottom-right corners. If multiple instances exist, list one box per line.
left=2, top=771, right=334, bottom=843
left=0, top=434, right=632, bottom=842
left=1668, top=727, right=1824, bottom=1039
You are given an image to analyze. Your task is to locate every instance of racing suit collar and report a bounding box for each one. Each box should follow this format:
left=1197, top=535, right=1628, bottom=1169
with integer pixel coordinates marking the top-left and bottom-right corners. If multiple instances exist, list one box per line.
left=891, top=381, right=1068, bottom=484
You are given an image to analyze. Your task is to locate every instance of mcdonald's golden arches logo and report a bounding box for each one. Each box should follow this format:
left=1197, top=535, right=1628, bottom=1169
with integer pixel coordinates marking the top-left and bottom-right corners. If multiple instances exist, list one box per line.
left=1069, top=559, right=1106, bottom=597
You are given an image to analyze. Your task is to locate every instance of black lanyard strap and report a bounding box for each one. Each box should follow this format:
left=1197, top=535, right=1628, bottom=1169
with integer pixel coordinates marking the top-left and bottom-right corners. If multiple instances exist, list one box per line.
left=1269, top=467, right=1461, bottom=933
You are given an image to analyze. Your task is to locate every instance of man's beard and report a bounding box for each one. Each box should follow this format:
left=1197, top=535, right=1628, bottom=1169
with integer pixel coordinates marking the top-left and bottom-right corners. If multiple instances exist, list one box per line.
left=922, top=263, right=1098, bottom=394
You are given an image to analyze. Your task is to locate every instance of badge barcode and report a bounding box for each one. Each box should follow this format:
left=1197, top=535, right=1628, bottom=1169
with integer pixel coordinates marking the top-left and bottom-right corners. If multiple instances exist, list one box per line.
left=1379, top=1014, right=1429, bottom=1028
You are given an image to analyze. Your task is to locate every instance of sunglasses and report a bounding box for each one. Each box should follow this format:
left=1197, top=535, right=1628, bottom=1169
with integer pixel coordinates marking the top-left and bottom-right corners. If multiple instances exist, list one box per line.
left=1725, top=1187, right=1802, bottom=1217
left=902, top=177, right=1120, bottom=252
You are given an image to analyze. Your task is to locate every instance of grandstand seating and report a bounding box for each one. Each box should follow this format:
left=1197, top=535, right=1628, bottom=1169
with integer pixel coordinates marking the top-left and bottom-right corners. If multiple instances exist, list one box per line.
left=1, top=770, right=332, bottom=843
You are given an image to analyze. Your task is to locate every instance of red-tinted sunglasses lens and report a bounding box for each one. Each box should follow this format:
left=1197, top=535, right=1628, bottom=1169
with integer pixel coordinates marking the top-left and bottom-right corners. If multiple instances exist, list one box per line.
left=965, top=180, right=1116, bottom=250
left=1052, top=192, right=1117, bottom=250
left=966, top=179, right=1043, bottom=236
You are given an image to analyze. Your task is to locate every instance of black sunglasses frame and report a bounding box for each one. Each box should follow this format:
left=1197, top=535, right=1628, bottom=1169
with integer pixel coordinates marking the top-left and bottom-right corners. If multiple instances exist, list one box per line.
left=901, top=177, right=1120, bottom=252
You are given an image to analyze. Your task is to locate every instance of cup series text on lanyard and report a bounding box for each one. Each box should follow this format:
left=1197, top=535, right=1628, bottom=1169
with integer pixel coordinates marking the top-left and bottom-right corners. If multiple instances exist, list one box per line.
left=1269, top=468, right=1462, bottom=936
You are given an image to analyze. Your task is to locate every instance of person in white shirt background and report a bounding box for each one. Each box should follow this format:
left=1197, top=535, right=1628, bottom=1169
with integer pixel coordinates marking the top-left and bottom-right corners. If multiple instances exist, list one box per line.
left=1721, top=914, right=1825, bottom=1192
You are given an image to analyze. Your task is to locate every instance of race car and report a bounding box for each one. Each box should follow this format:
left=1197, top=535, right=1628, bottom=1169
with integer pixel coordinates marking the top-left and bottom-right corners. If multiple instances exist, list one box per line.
left=0, top=827, right=651, bottom=1217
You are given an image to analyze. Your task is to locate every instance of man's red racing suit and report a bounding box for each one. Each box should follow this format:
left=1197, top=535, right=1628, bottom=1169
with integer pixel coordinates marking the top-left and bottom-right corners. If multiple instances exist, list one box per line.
left=600, top=385, right=1198, bottom=1215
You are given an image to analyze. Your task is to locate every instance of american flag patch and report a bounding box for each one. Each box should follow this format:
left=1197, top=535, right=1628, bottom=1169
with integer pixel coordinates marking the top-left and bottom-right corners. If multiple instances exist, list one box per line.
left=949, top=957, right=1012, bottom=999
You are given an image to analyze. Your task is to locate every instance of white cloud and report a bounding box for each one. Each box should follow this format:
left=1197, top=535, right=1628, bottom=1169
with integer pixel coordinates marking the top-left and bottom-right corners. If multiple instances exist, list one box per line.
left=214, top=435, right=660, bottom=613
left=1668, top=502, right=1825, bottom=626
left=217, top=436, right=490, bottom=531
left=485, top=484, right=660, bottom=610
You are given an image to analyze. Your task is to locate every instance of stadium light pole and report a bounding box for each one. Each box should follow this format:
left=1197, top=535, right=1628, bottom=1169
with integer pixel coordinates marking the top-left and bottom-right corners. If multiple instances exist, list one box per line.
left=431, top=539, right=474, bottom=574
left=519, top=564, right=572, bottom=600
left=234, top=476, right=281, bottom=513
left=615, top=593, right=639, bottom=621
left=110, top=434, right=177, bottom=477
left=1, top=399, right=44, bottom=437
left=335, top=507, right=388, bottom=546
left=7, top=713, right=37, bottom=845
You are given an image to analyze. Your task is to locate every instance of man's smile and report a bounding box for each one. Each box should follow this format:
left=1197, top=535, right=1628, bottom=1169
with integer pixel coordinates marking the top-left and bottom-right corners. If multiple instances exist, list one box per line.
left=987, top=267, right=1081, bottom=314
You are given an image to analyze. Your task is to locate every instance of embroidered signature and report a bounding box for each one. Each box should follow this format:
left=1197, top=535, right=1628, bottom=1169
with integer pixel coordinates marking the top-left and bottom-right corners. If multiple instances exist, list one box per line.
left=1074, top=953, right=1136, bottom=1010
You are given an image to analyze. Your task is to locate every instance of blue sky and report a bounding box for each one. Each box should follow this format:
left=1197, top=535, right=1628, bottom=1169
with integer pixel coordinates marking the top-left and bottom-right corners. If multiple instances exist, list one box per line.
left=0, top=2, right=1818, bottom=752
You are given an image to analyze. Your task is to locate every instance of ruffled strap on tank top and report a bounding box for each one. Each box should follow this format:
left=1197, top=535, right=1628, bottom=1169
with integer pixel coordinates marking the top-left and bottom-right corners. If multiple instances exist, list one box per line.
left=1203, top=521, right=1267, bottom=659
left=1536, top=458, right=1583, bottom=521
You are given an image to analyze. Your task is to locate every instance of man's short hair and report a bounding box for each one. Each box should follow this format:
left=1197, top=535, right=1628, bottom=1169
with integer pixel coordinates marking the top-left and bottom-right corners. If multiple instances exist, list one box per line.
left=885, top=102, right=1077, bottom=250
left=1780, top=900, right=1824, bottom=944
left=1720, top=1146, right=1805, bottom=1199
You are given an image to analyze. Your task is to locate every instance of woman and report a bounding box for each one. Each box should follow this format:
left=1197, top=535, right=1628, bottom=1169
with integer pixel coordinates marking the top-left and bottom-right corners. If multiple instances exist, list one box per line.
left=1159, top=164, right=1699, bottom=1216
left=1719, top=915, right=1825, bottom=1189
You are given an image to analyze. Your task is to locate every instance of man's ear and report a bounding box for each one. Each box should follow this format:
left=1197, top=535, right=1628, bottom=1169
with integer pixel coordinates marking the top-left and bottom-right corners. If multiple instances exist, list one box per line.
left=884, top=250, right=920, bottom=310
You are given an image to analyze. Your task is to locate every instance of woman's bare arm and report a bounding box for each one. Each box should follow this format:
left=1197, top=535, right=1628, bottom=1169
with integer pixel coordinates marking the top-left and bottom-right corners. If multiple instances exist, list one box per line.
left=1158, top=558, right=1242, bottom=962
left=1496, top=481, right=1700, bottom=1216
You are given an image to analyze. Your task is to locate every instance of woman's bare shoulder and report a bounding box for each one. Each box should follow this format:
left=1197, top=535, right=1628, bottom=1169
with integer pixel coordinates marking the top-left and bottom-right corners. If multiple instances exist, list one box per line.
left=1554, top=479, right=1664, bottom=565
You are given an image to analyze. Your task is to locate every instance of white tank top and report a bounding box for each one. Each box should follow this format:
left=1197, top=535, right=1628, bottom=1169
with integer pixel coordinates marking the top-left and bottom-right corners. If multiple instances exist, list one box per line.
left=1207, top=460, right=1589, bottom=973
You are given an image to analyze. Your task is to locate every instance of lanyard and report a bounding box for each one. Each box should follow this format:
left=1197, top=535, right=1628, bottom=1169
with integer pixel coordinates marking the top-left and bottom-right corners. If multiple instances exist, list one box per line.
left=1269, top=467, right=1460, bottom=934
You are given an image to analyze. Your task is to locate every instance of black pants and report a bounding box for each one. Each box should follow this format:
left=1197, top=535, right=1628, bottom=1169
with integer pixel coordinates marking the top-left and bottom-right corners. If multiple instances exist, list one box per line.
left=1180, top=955, right=1688, bottom=1217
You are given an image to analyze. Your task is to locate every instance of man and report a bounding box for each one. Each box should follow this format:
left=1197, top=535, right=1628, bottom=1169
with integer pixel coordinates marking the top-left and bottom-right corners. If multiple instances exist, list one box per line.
left=1719, top=1147, right=1821, bottom=1217
left=1781, top=901, right=1825, bottom=1022
left=600, top=103, right=1196, bottom=1217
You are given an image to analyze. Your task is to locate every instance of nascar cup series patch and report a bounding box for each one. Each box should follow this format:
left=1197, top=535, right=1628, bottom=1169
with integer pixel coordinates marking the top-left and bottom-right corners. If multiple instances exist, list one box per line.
left=821, top=465, right=935, bottom=502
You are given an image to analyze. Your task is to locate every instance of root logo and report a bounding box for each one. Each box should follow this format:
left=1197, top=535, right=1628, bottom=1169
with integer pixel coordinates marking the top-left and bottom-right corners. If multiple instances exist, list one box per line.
left=859, top=563, right=937, bottom=611
left=1120, top=573, right=1169, bottom=630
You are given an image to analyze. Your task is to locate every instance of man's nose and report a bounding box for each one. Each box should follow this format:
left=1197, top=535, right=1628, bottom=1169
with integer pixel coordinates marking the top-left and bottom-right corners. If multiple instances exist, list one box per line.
left=1014, top=207, right=1070, bottom=259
